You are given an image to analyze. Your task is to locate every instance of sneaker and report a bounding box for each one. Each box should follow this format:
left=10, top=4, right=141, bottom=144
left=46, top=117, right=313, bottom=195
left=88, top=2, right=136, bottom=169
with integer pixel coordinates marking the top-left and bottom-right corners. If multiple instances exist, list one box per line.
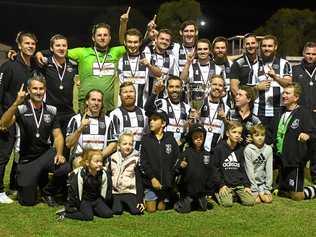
left=56, top=208, right=66, bottom=221
left=41, top=195, right=58, bottom=207
left=0, top=192, right=14, bottom=204
left=6, top=189, right=18, bottom=200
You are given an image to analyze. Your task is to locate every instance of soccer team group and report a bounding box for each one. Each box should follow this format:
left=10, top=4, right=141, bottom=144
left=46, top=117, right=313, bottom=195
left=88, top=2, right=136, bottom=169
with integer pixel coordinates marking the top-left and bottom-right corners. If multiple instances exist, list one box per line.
left=0, top=7, right=316, bottom=221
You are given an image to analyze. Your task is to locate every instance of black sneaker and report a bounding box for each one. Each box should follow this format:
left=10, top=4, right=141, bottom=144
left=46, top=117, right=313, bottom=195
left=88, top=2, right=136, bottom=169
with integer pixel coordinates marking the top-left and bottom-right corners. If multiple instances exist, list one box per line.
left=42, top=195, right=58, bottom=207
left=197, top=196, right=207, bottom=211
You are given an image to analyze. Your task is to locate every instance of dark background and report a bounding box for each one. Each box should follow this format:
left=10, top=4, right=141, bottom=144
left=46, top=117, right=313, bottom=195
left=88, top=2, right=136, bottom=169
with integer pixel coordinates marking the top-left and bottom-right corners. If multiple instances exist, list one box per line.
left=0, top=0, right=315, bottom=48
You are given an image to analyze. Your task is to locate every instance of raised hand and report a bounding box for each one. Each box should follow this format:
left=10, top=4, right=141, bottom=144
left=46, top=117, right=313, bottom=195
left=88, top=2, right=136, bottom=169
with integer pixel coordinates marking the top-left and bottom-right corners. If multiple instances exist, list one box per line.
left=120, top=6, right=131, bottom=22
left=147, top=14, right=157, bottom=31
left=14, top=84, right=28, bottom=106
left=79, top=113, right=90, bottom=132
left=186, top=50, right=195, bottom=65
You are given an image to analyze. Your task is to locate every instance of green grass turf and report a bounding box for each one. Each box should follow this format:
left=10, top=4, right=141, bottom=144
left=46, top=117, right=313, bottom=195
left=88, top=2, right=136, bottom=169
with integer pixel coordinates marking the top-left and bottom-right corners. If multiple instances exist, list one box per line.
left=1, top=86, right=316, bottom=236
left=1, top=158, right=316, bottom=237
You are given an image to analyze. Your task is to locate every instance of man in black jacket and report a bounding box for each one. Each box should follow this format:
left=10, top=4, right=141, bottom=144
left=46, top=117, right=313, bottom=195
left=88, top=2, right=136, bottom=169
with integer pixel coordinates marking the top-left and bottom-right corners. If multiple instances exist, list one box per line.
left=275, top=83, right=315, bottom=201
left=292, top=41, right=316, bottom=184
left=140, top=109, right=179, bottom=212
left=0, top=32, right=37, bottom=203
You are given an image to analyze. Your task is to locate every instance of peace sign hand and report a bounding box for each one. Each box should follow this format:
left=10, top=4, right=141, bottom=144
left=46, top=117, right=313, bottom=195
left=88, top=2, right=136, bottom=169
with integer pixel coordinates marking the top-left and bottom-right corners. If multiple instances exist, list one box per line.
left=14, top=84, right=28, bottom=106
left=120, top=6, right=131, bottom=22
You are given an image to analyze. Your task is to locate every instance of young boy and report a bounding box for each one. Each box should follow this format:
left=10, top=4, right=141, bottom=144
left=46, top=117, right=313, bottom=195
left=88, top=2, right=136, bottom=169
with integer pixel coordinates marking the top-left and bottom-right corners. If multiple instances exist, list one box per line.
left=56, top=149, right=113, bottom=221
left=212, top=121, right=255, bottom=207
left=140, top=109, right=179, bottom=213
left=244, top=124, right=273, bottom=203
left=174, top=123, right=218, bottom=213
left=108, top=131, right=144, bottom=215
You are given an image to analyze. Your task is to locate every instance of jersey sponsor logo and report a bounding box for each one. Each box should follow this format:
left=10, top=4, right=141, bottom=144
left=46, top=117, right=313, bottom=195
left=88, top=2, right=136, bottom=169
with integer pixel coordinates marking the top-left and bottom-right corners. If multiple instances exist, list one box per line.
left=290, top=119, right=299, bottom=130
left=165, top=144, right=172, bottom=154
left=223, top=152, right=240, bottom=169
left=43, top=114, right=52, bottom=123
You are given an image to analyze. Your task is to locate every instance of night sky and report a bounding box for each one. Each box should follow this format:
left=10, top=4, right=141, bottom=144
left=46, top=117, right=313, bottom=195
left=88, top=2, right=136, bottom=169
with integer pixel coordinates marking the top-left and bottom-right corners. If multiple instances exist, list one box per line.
left=0, top=0, right=315, bottom=48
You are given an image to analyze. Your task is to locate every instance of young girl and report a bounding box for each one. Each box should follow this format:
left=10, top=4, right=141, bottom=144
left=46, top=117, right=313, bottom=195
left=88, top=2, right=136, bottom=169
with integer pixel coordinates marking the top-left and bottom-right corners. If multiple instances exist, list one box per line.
left=212, top=121, right=255, bottom=207
left=244, top=124, right=273, bottom=203
left=56, top=149, right=113, bottom=221
left=108, top=131, right=144, bottom=215
left=174, top=123, right=218, bottom=213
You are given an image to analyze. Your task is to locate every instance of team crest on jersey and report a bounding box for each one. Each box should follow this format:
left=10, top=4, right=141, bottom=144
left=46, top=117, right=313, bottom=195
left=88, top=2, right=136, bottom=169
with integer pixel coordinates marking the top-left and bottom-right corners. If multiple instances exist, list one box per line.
left=137, top=115, right=143, bottom=122
left=99, top=121, right=105, bottom=129
left=203, top=105, right=208, bottom=111
left=67, top=66, right=73, bottom=73
left=165, top=144, right=172, bottom=154
left=203, top=155, right=210, bottom=165
left=290, top=119, right=299, bottom=130
left=272, top=64, right=279, bottom=70
left=225, top=67, right=231, bottom=74
left=43, top=114, right=52, bottom=123
left=245, top=121, right=253, bottom=130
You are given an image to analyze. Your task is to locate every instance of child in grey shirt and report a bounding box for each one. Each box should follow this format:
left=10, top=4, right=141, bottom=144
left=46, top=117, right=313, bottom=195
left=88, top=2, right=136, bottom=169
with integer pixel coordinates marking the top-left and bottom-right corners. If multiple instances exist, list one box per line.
left=244, top=124, right=273, bottom=204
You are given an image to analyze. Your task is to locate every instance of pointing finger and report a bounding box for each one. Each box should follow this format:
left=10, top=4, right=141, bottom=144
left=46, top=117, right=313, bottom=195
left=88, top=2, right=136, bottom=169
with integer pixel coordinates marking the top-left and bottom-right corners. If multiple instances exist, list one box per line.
left=126, top=6, right=131, bottom=15
left=152, top=14, right=157, bottom=22
left=19, top=83, right=24, bottom=92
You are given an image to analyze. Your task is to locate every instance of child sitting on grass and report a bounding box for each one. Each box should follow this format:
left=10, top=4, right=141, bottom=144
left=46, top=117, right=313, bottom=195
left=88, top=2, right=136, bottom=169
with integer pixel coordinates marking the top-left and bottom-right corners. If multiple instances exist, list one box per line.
left=108, top=131, right=144, bottom=215
left=212, top=121, right=255, bottom=207
left=244, top=124, right=273, bottom=203
left=56, top=149, right=113, bottom=221
left=174, top=123, right=218, bottom=213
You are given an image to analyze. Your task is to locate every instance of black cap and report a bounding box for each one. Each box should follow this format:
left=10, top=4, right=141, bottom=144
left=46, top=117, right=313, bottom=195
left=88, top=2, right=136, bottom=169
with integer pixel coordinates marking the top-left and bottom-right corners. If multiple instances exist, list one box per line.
left=188, top=123, right=206, bottom=135
left=149, top=109, right=169, bottom=125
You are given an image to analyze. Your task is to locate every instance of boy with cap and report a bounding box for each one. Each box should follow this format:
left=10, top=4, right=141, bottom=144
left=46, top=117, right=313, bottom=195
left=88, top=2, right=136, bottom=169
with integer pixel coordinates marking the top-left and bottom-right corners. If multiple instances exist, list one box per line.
left=174, top=123, right=219, bottom=213
left=140, top=109, right=179, bottom=213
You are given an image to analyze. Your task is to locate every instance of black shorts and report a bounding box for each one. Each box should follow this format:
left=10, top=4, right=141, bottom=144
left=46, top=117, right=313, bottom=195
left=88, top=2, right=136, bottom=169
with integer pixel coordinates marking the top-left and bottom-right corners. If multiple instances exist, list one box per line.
left=279, top=166, right=304, bottom=192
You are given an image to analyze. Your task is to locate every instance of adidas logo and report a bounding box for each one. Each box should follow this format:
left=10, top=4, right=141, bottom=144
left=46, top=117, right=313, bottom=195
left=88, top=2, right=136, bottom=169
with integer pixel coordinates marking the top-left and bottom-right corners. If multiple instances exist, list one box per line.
left=223, top=152, right=240, bottom=168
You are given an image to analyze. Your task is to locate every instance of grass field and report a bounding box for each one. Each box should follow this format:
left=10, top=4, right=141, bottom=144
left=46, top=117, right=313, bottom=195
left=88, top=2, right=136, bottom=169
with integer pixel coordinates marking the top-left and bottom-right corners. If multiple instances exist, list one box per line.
left=1, top=158, right=316, bottom=237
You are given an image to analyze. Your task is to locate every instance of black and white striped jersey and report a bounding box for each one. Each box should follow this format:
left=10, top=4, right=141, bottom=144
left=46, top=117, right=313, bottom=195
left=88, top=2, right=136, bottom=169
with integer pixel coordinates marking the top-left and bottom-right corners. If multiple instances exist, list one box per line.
left=253, top=57, right=292, bottom=117
left=109, top=106, right=147, bottom=151
left=200, top=98, right=229, bottom=152
left=171, top=42, right=195, bottom=74
left=118, top=49, right=151, bottom=108
left=154, top=97, right=190, bottom=143
left=66, top=114, right=116, bottom=155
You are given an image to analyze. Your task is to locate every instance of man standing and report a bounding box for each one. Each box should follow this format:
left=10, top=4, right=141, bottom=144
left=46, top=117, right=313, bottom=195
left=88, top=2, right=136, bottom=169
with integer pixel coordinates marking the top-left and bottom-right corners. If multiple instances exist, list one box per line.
left=254, top=35, right=292, bottom=144
left=0, top=74, right=70, bottom=206
left=110, top=82, right=147, bottom=151
left=118, top=28, right=160, bottom=108
left=0, top=32, right=37, bottom=203
left=293, top=41, right=316, bottom=184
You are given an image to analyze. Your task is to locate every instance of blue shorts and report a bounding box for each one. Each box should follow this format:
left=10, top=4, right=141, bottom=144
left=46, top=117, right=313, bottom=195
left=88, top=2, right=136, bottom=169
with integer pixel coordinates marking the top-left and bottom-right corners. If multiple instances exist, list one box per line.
left=144, top=189, right=158, bottom=201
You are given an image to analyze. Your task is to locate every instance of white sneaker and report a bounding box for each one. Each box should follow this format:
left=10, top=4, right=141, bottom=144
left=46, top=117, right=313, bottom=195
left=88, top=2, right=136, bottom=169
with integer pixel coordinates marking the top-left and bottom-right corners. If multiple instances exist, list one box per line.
left=0, top=192, right=14, bottom=204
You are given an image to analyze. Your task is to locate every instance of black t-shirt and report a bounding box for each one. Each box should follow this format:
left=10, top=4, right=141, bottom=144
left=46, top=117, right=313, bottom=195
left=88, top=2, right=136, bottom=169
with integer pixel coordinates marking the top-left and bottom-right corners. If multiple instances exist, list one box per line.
left=16, top=101, right=60, bottom=162
left=82, top=170, right=102, bottom=201
left=38, top=56, right=76, bottom=114
left=230, top=54, right=256, bottom=85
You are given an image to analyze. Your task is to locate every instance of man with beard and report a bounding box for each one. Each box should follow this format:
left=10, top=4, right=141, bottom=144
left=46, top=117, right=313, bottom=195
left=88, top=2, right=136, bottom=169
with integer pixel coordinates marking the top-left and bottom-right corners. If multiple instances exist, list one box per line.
left=293, top=42, right=316, bottom=184
left=211, top=37, right=234, bottom=108
left=110, top=82, right=147, bottom=151
left=253, top=35, right=292, bottom=144
left=0, top=74, right=70, bottom=206
left=0, top=32, right=37, bottom=203
left=180, top=39, right=217, bottom=99
left=36, top=22, right=126, bottom=113
left=192, top=75, right=229, bottom=152
left=65, top=89, right=117, bottom=168
left=230, top=33, right=260, bottom=98
left=118, top=28, right=161, bottom=108
left=145, top=76, right=190, bottom=146
left=147, top=29, right=178, bottom=97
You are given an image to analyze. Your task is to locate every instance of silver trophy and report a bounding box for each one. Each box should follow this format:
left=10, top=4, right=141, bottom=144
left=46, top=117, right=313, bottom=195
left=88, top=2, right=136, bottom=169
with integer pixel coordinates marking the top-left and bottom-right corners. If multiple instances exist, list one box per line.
left=188, top=83, right=208, bottom=123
